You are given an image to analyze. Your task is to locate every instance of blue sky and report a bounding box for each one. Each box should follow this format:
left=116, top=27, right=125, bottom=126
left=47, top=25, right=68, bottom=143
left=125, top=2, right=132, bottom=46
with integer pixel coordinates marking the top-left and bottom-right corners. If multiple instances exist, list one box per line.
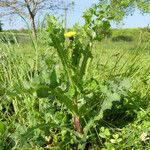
left=1, top=0, right=150, bottom=30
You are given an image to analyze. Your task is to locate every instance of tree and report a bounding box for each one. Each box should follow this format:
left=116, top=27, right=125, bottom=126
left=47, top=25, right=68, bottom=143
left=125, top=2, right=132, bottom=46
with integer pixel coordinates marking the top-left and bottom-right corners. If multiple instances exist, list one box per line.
left=0, top=0, right=74, bottom=38
left=98, top=0, right=150, bottom=22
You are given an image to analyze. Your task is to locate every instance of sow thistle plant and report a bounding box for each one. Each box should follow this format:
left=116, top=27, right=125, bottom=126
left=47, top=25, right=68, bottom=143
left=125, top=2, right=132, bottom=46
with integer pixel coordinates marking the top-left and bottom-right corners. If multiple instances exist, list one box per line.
left=19, top=3, right=132, bottom=149
left=45, top=4, right=116, bottom=148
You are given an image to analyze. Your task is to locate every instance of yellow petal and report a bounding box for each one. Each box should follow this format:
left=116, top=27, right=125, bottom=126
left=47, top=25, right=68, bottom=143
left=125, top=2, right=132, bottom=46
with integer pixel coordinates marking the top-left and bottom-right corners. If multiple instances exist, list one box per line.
left=64, top=31, right=76, bottom=38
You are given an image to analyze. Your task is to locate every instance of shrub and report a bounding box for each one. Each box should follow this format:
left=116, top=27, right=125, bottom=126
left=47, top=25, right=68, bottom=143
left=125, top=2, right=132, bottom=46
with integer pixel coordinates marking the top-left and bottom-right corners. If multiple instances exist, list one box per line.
left=141, top=27, right=150, bottom=33
left=112, top=35, right=133, bottom=42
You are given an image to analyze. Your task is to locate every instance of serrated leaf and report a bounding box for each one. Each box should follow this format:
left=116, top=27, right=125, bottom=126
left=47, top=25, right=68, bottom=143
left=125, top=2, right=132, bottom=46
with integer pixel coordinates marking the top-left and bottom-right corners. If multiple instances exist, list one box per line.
left=109, top=93, right=120, bottom=102
left=50, top=68, right=59, bottom=88
left=120, top=78, right=131, bottom=90
left=101, top=100, right=113, bottom=111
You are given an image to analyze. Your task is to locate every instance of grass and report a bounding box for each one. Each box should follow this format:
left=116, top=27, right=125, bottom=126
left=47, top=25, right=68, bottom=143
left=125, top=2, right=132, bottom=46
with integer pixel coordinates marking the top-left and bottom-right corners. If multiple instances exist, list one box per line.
left=0, top=29, right=150, bottom=149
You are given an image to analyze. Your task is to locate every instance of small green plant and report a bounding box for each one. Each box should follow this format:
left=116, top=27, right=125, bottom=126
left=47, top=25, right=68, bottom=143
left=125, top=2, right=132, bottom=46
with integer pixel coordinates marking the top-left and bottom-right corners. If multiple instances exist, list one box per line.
left=45, top=4, right=116, bottom=149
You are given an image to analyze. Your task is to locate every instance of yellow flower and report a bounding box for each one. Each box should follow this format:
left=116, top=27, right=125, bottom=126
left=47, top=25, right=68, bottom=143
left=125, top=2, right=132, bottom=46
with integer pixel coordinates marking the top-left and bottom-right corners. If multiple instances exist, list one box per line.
left=64, top=31, right=76, bottom=38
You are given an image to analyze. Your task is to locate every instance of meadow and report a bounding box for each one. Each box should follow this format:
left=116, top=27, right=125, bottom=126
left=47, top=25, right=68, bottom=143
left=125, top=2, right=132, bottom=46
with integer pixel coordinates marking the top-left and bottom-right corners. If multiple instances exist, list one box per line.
left=0, top=22, right=150, bottom=150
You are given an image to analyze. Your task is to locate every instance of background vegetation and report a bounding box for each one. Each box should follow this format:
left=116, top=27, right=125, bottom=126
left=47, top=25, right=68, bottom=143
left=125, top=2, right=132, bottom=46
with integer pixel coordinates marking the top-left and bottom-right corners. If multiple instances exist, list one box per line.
left=0, top=1, right=150, bottom=150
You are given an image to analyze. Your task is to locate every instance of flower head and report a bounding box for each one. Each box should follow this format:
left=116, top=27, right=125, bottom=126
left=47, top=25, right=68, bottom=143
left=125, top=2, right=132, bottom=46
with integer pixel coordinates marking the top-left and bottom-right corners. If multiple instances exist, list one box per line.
left=64, top=31, right=76, bottom=38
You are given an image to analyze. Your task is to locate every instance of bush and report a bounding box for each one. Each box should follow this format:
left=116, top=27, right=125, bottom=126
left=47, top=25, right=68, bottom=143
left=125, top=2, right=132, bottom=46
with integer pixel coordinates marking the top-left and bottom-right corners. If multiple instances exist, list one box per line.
left=140, top=27, right=150, bottom=33
left=112, top=35, right=133, bottom=42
